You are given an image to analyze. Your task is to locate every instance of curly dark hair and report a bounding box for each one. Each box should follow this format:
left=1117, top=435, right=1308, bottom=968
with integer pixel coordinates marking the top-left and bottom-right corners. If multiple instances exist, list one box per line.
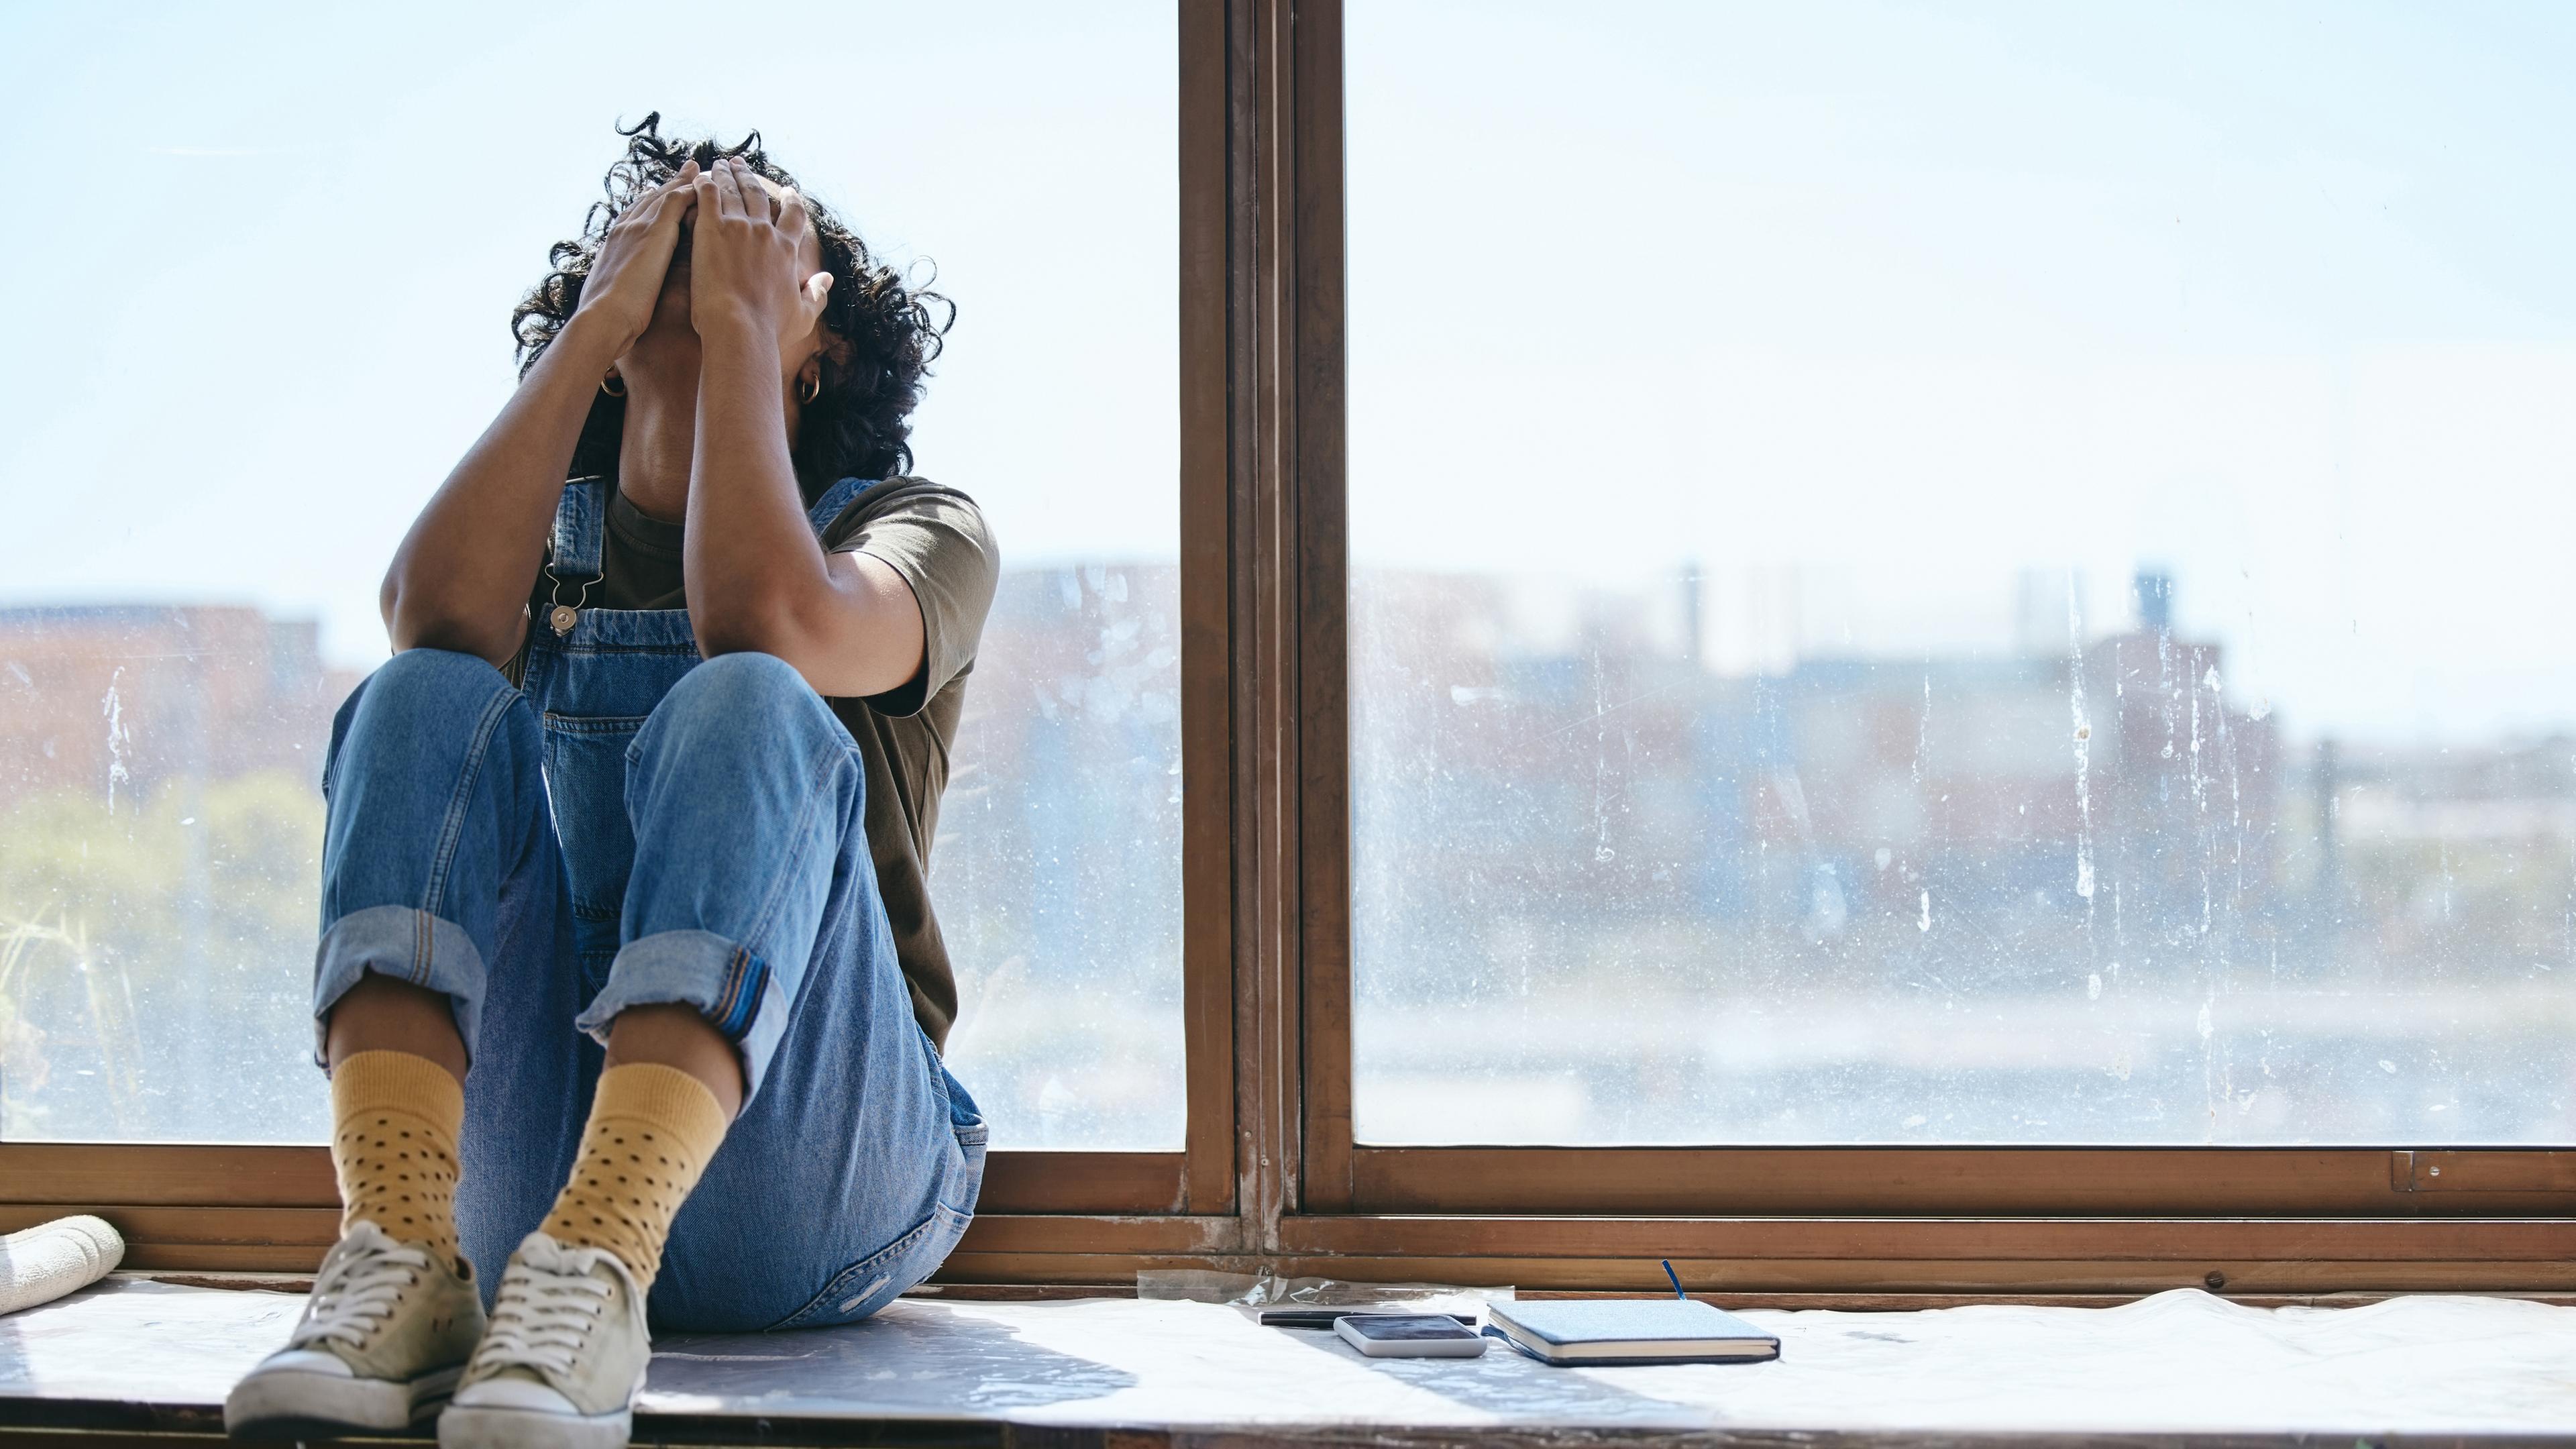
left=511, top=113, right=954, bottom=498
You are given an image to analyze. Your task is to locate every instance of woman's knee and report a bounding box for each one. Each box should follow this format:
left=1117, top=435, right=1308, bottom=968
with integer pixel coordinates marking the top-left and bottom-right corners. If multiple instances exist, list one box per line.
left=362, top=647, right=516, bottom=714
left=624, top=655, right=861, bottom=835
left=329, top=648, right=520, bottom=776
left=645, top=652, right=834, bottom=749
left=670, top=650, right=811, bottom=706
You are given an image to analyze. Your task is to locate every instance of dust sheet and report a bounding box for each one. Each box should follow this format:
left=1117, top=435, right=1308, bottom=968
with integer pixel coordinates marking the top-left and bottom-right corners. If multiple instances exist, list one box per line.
left=7, top=1280, right=2575, bottom=1437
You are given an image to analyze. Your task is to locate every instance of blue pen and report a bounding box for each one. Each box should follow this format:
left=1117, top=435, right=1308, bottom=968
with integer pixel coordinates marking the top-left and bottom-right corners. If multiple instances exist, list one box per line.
left=1662, top=1258, right=1687, bottom=1299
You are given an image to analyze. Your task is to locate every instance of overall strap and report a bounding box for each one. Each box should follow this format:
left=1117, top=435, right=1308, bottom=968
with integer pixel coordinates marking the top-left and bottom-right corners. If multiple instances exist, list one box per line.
left=805, top=476, right=880, bottom=535
left=547, top=478, right=610, bottom=581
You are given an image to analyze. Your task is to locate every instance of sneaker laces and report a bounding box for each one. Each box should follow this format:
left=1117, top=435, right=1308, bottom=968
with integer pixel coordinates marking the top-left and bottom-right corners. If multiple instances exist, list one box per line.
left=290, top=1222, right=433, bottom=1351
left=472, top=1240, right=616, bottom=1379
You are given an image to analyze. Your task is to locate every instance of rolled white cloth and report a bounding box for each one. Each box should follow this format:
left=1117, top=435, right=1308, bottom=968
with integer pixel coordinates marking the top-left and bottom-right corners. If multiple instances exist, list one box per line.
left=0, top=1214, right=125, bottom=1316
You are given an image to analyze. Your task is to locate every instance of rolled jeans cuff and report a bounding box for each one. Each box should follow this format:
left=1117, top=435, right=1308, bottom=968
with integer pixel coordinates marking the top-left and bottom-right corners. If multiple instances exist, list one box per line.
left=576, top=928, right=792, bottom=1101
left=312, top=904, right=487, bottom=1067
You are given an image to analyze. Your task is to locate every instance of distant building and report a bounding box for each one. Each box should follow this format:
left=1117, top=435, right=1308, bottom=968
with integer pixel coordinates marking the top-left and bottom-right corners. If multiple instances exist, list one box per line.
left=0, top=605, right=358, bottom=800
left=1352, top=568, right=2285, bottom=987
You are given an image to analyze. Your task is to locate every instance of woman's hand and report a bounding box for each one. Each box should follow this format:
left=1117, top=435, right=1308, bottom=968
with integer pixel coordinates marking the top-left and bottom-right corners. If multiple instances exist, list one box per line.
left=568, top=160, right=700, bottom=356
left=384, top=166, right=700, bottom=665
left=688, top=158, right=833, bottom=360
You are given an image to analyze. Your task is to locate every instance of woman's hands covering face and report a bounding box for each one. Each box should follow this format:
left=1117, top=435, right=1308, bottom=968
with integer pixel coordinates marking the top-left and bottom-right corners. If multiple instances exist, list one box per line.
left=571, top=160, right=700, bottom=357
left=689, top=157, right=834, bottom=367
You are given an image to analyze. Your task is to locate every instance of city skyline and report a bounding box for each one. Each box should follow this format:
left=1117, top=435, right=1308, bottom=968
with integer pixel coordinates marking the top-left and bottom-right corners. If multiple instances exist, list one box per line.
left=11, top=571, right=2571, bottom=1146
left=10, top=543, right=2573, bottom=753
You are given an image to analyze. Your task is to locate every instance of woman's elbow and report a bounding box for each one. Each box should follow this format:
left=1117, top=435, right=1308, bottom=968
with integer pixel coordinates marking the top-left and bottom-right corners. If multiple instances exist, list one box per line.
left=384, top=582, right=520, bottom=669
left=689, top=607, right=794, bottom=663
left=686, top=578, right=805, bottom=659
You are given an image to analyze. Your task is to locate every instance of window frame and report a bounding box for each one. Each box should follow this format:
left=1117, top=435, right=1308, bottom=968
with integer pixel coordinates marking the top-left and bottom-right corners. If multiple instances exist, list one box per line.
left=6, top=0, right=2575, bottom=1300
left=1279, top=0, right=2576, bottom=1299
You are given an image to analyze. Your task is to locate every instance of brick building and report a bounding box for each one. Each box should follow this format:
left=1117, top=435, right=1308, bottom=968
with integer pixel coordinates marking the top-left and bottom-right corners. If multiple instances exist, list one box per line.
left=0, top=605, right=358, bottom=801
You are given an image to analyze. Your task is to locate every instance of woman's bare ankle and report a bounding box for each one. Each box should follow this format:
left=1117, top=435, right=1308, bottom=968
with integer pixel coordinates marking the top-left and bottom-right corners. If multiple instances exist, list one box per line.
left=604, top=1003, right=745, bottom=1120
left=323, top=974, right=468, bottom=1081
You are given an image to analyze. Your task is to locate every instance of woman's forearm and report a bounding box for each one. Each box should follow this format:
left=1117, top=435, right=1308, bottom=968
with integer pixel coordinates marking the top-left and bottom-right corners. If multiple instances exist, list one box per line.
left=382, top=315, right=622, bottom=665
left=675, top=158, right=923, bottom=695
left=682, top=321, right=831, bottom=658
left=682, top=322, right=926, bottom=698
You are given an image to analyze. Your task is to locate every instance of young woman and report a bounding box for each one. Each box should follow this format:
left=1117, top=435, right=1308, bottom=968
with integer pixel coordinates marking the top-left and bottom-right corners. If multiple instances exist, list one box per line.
left=226, top=117, right=994, bottom=1449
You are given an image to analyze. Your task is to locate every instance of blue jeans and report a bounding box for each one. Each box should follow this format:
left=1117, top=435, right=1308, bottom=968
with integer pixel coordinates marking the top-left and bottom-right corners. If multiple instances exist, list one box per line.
left=313, top=643, right=983, bottom=1333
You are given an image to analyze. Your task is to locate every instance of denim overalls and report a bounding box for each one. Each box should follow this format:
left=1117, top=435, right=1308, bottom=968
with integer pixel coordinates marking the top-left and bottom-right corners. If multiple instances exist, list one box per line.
left=314, top=476, right=985, bottom=1332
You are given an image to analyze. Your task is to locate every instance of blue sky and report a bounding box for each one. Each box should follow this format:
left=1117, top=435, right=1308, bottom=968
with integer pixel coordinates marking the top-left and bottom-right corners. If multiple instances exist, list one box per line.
left=1346, top=0, right=2576, bottom=743
left=5, top=1, right=2572, bottom=745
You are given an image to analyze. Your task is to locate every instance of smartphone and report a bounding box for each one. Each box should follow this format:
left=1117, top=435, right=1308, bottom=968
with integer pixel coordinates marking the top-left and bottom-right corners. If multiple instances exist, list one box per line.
left=1241, top=1306, right=1479, bottom=1330
left=1334, top=1312, right=1489, bottom=1358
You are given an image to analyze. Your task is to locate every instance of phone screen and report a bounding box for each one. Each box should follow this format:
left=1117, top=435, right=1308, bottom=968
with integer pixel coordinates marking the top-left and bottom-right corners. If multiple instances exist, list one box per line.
left=1342, top=1313, right=1477, bottom=1341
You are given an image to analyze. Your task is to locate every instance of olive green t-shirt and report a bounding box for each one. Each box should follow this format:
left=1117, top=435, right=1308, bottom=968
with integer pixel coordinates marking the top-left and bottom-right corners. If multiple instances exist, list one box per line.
left=529, top=478, right=997, bottom=1051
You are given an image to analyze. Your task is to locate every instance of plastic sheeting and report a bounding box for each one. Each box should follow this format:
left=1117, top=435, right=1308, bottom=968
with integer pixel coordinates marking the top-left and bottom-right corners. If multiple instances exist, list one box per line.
left=7, top=1280, right=2576, bottom=1438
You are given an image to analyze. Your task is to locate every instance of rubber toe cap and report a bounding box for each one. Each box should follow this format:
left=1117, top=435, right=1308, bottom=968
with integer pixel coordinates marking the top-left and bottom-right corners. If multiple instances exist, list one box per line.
left=452, top=1375, right=580, bottom=1412
left=248, top=1349, right=356, bottom=1379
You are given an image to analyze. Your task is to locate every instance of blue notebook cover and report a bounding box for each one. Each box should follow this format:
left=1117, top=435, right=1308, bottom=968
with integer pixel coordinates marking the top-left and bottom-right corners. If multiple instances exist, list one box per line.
left=1487, top=1298, right=1781, bottom=1366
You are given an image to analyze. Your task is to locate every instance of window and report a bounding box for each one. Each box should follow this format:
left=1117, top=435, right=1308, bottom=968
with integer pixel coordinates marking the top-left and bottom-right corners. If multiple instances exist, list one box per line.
left=1345, top=1, right=2576, bottom=1146
left=0, top=2, right=1183, bottom=1150
left=13, top=1, right=2573, bottom=1291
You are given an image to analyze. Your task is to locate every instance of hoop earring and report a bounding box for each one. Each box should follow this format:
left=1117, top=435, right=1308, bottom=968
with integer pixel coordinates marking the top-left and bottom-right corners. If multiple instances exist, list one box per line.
left=798, top=373, right=821, bottom=405
left=600, top=373, right=626, bottom=398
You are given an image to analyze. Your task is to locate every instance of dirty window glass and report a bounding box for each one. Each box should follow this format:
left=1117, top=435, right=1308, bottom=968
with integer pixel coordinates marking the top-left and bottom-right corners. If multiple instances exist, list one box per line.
left=0, top=2, right=1179, bottom=1147
left=1348, top=2, right=2576, bottom=1144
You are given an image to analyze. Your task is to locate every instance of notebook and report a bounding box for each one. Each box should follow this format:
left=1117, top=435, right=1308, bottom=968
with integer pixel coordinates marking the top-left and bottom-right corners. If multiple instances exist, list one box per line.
left=1485, top=1298, right=1781, bottom=1366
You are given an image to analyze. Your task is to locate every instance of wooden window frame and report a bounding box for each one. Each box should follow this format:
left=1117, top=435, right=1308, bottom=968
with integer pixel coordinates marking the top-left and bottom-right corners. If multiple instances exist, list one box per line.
left=5, top=0, right=2573, bottom=1301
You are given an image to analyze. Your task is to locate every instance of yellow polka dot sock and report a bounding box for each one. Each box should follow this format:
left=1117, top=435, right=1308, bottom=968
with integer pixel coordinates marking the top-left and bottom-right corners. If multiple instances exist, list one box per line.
left=329, top=1049, right=465, bottom=1272
left=541, top=1063, right=730, bottom=1289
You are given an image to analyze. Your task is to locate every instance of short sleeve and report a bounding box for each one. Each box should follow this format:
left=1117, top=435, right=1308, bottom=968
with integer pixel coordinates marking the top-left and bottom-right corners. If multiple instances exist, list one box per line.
left=820, top=480, right=998, bottom=717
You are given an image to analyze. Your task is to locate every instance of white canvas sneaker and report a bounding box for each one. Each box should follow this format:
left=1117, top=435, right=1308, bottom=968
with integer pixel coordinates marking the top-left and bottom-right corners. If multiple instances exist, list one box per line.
left=224, top=1219, right=484, bottom=1436
left=437, top=1232, right=651, bottom=1449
